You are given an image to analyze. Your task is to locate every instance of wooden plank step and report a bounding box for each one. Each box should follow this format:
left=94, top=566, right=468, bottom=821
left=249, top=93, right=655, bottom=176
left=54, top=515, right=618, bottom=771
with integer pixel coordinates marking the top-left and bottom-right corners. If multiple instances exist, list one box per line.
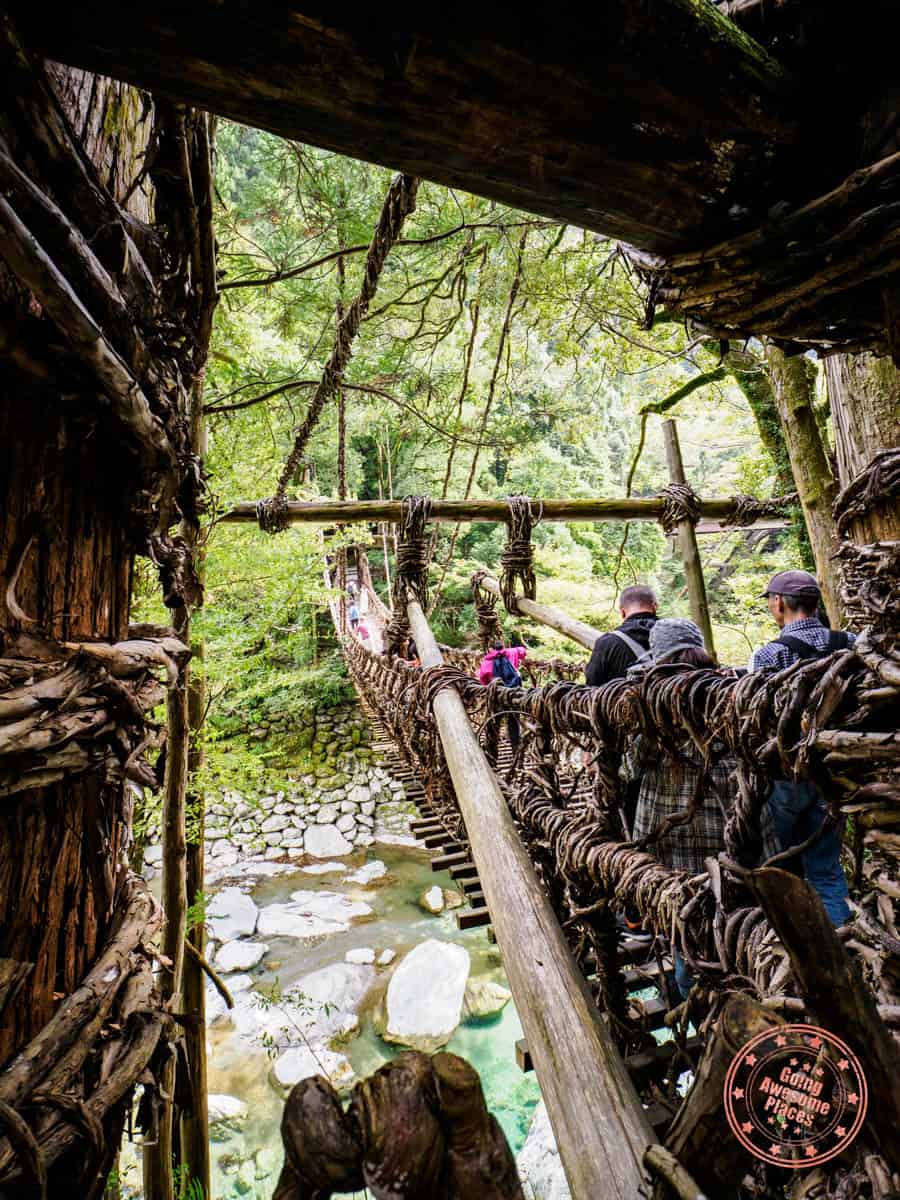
left=515, top=1032, right=702, bottom=1080
left=618, top=937, right=659, bottom=964
left=457, top=906, right=491, bottom=930
left=515, top=1038, right=532, bottom=1073
left=449, top=862, right=479, bottom=880
left=464, top=889, right=485, bottom=906
left=461, top=877, right=482, bottom=895
left=635, top=996, right=668, bottom=1032
left=431, top=851, right=469, bottom=871
left=645, top=1102, right=675, bottom=1137
left=423, top=834, right=462, bottom=851
left=624, top=960, right=671, bottom=989
left=410, top=819, right=442, bottom=834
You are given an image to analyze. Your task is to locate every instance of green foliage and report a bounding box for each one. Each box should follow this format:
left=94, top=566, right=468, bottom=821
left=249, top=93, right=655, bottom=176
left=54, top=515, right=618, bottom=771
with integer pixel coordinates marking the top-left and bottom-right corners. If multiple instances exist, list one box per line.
left=179, top=121, right=812, bottom=788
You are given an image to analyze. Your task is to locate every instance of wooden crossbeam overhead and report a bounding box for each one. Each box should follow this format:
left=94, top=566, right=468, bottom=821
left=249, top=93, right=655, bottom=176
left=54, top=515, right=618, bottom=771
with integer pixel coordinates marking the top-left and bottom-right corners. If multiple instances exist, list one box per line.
left=222, top=496, right=780, bottom=526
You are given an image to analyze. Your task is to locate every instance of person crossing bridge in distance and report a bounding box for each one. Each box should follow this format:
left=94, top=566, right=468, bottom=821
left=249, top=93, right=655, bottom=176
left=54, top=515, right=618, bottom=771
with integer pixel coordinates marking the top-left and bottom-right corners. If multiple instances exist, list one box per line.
left=477, top=638, right=525, bottom=751
left=750, top=570, right=854, bottom=927
left=585, top=584, right=658, bottom=686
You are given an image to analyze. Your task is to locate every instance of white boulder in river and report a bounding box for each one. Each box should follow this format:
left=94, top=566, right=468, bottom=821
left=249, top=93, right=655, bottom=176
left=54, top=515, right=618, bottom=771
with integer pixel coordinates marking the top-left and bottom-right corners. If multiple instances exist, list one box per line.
left=271, top=1045, right=355, bottom=1095
left=517, top=1100, right=571, bottom=1199
left=230, top=961, right=375, bottom=1049
left=256, top=890, right=372, bottom=940
left=206, top=887, right=258, bottom=941
left=304, top=824, right=353, bottom=858
left=381, top=939, right=470, bottom=1053
left=214, top=940, right=268, bottom=973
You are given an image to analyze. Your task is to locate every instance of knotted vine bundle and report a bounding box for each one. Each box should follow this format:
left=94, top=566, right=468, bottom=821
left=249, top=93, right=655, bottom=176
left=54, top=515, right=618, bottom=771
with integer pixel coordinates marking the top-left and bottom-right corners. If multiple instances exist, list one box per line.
left=720, top=491, right=799, bottom=528
left=255, top=494, right=290, bottom=534
left=470, top=570, right=504, bottom=650
left=658, top=482, right=701, bottom=534
left=499, top=495, right=542, bottom=611
left=384, top=495, right=432, bottom=655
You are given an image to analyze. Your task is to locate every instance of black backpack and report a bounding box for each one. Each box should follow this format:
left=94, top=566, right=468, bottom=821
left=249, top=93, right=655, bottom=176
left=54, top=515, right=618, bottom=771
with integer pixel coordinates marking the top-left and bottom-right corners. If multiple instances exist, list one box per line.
left=492, top=652, right=522, bottom=688
left=777, top=630, right=851, bottom=660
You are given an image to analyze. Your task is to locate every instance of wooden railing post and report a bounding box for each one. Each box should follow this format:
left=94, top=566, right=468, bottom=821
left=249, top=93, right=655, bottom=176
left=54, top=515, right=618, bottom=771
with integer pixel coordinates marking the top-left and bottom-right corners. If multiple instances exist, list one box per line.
left=662, top=420, right=717, bottom=659
left=406, top=598, right=653, bottom=1198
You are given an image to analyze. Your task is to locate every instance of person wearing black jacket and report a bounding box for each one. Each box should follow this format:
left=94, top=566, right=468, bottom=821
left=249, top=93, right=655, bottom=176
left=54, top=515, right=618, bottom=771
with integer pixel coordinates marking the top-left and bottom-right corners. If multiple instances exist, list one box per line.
left=584, top=585, right=659, bottom=686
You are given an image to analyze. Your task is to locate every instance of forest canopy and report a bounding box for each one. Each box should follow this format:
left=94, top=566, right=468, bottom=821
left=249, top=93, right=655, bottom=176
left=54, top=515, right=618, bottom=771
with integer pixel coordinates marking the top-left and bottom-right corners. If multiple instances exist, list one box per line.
left=154, top=121, right=821, bottom=785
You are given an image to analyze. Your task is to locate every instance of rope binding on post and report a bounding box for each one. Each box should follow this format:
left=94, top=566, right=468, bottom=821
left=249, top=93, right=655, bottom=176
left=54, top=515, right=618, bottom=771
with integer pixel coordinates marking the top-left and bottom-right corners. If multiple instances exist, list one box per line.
left=385, top=495, right=432, bottom=653
left=719, top=491, right=799, bottom=528
left=500, top=494, right=542, bottom=611
left=657, top=483, right=701, bottom=535
left=471, top=569, right=504, bottom=650
left=255, top=495, right=289, bottom=535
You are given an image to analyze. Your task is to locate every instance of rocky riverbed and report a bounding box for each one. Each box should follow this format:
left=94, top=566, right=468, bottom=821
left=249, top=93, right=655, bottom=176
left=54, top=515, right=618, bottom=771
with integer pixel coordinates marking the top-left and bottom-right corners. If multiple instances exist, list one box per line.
left=125, top=722, right=569, bottom=1199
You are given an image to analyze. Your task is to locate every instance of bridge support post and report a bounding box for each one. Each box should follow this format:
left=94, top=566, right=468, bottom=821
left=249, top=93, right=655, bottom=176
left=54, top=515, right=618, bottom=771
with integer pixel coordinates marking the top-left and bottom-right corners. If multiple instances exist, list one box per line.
left=406, top=598, right=653, bottom=1198
left=662, top=420, right=717, bottom=659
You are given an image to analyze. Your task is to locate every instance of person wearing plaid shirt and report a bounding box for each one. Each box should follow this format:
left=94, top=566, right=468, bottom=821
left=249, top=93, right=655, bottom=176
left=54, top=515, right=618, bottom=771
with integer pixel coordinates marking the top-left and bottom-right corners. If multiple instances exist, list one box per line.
left=629, top=737, right=736, bottom=874
left=750, top=570, right=852, bottom=926
left=623, top=618, right=740, bottom=997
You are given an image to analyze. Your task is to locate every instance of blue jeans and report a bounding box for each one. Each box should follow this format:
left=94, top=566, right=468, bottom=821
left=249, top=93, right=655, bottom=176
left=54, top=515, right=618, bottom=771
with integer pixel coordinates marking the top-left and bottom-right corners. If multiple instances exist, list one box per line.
left=673, top=952, right=693, bottom=1000
left=767, top=780, right=850, bottom=926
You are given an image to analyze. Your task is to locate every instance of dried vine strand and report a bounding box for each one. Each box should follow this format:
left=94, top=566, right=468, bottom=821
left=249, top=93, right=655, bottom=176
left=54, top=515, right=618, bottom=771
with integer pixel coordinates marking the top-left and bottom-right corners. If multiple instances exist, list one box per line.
left=499, top=494, right=542, bottom=611
left=471, top=570, right=504, bottom=650
left=384, top=496, right=433, bottom=654
left=256, top=173, right=420, bottom=533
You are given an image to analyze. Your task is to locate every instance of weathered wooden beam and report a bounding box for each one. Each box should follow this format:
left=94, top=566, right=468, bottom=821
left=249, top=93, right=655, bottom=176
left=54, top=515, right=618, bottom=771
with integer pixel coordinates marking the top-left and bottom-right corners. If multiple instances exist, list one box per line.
left=222, top=495, right=775, bottom=527
left=0, top=193, right=172, bottom=467
left=21, top=3, right=800, bottom=255
left=407, top=597, right=653, bottom=1198
left=477, top=573, right=601, bottom=653
left=662, top=420, right=716, bottom=658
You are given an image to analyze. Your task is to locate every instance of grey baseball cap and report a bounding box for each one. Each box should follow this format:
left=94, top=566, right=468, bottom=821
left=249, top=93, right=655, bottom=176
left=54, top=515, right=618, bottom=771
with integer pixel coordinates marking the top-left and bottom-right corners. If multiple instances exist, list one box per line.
left=761, top=569, right=821, bottom=598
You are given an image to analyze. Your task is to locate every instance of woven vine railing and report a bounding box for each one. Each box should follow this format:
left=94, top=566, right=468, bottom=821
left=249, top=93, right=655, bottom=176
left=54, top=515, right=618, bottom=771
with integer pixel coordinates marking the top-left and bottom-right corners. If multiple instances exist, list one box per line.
left=343, top=634, right=900, bottom=1043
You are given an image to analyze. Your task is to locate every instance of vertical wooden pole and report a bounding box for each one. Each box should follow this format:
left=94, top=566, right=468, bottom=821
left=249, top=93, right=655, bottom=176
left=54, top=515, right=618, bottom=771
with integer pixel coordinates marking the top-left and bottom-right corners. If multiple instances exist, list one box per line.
left=406, top=598, right=653, bottom=1198
left=662, top=419, right=716, bottom=658
left=179, top=429, right=209, bottom=1200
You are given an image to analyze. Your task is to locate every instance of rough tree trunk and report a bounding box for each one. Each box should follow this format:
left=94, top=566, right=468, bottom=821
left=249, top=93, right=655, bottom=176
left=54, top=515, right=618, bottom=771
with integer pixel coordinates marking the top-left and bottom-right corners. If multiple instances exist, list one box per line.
left=826, top=351, right=900, bottom=536
left=0, top=64, right=165, bottom=1200
left=0, top=66, right=150, bottom=1062
left=763, top=342, right=846, bottom=623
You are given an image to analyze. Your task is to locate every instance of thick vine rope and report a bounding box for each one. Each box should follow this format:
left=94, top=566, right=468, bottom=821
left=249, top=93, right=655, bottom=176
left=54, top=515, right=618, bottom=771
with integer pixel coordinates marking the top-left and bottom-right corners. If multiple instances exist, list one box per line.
left=470, top=570, right=504, bottom=649
left=657, top=483, right=701, bottom=534
left=384, top=496, right=433, bottom=654
left=256, top=173, right=420, bottom=533
left=719, top=491, right=799, bottom=528
left=833, top=447, right=900, bottom=535
left=499, top=495, right=542, bottom=611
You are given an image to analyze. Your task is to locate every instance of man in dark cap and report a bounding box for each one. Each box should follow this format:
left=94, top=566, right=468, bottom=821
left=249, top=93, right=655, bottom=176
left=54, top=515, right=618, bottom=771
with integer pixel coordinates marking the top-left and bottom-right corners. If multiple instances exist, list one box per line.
left=750, top=570, right=854, bottom=925
left=749, top=570, right=853, bottom=671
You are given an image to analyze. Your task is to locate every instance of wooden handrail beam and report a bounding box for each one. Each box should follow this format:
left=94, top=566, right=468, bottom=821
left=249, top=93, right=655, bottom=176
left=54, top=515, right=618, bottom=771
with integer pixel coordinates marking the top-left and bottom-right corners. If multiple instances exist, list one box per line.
left=221, top=495, right=777, bottom=528
left=407, top=597, right=653, bottom=1197
left=477, top=573, right=602, bottom=652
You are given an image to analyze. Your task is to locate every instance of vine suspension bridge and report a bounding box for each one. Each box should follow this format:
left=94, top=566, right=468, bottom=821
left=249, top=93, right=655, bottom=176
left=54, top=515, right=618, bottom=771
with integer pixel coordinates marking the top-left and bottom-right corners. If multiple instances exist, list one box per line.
left=224, top=468, right=900, bottom=1199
